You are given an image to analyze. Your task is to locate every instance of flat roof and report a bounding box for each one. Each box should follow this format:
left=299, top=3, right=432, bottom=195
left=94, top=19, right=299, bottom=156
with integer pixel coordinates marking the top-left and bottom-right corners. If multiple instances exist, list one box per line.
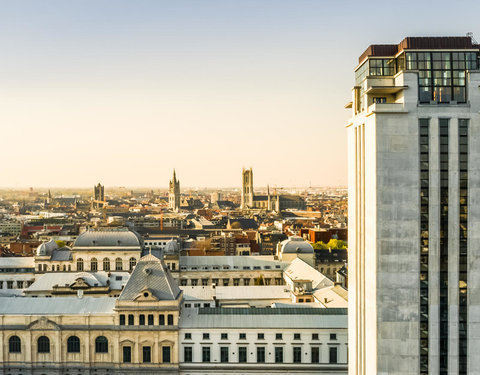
left=359, top=36, right=480, bottom=63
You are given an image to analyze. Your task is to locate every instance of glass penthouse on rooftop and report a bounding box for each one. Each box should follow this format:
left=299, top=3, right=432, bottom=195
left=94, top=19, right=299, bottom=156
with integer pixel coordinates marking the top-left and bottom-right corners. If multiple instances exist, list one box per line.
left=354, top=36, right=480, bottom=112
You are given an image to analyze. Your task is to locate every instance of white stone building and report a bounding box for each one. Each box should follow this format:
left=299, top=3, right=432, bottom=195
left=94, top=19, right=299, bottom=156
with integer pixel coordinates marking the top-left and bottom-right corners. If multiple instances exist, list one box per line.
left=0, top=257, right=35, bottom=296
left=347, top=36, right=480, bottom=374
left=179, top=307, right=347, bottom=374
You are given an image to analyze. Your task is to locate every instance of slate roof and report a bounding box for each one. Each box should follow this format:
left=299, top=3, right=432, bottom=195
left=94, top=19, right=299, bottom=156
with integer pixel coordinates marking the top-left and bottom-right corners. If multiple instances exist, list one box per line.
left=74, top=229, right=142, bottom=248
left=50, top=248, right=72, bottom=261
left=179, top=307, right=347, bottom=329
left=0, top=297, right=116, bottom=315
left=118, top=253, right=181, bottom=301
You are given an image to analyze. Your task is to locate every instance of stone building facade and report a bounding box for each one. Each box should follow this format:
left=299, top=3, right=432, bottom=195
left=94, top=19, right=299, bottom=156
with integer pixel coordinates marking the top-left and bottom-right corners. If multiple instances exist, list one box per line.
left=348, top=36, right=480, bottom=374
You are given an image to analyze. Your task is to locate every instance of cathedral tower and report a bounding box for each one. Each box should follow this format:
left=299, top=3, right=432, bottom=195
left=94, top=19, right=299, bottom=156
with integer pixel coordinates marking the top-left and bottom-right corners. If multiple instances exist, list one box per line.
left=168, top=169, right=180, bottom=211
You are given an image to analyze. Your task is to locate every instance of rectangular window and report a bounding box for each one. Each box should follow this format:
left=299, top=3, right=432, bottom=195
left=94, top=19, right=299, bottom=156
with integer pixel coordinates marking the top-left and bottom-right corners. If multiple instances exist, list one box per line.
left=159, top=314, right=165, bottom=325
left=257, top=333, right=264, bottom=340
left=239, top=333, right=246, bottom=340
left=312, top=333, right=319, bottom=340
left=143, top=346, right=151, bottom=363
left=203, top=333, right=210, bottom=340
left=168, top=314, right=174, bottom=325
left=139, top=314, right=145, bottom=325
left=439, top=118, right=449, bottom=373
left=162, top=346, right=171, bottom=363
left=184, top=346, right=192, bottom=362
left=275, top=347, right=283, bottom=363
left=256, top=347, right=265, bottom=363
left=458, top=118, right=469, bottom=375
left=123, top=346, right=131, bottom=363
left=202, top=347, right=211, bottom=362
left=128, top=314, right=134, bottom=325
left=276, top=333, right=283, bottom=340
left=329, top=347, right=338, bottom=364
left=311, top=347, right=320, bottom=363
left=294, top=333, right=301, bottom=340
left=184, top=333, right=192, bottom=340
left=119, top=314, right=125, bottom=326
left=238, top=346, right=247, bottom=363
left=293, top=347, right=302, bottom=363
left=330, top=333, right=337, bottom=340
left=7, top=281, right=13, bottom=289
left=148, top=314, right=154, bottom=325
left=220, top=347, right=229, bottom=363
left=419, top=118, right=430, bottom=373
left=221, top=333, right=228, bottom=340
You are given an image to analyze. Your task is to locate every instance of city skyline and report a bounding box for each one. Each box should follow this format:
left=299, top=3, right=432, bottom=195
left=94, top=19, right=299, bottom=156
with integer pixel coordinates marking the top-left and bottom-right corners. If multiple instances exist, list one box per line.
left=2, top=0, right=479, bottom=188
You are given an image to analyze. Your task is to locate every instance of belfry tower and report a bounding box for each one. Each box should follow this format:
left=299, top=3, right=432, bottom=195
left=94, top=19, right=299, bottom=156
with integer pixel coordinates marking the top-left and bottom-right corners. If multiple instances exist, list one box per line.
left=168, top=169, right=180, bottom=211
left=241, top=168, right=254, bottom=209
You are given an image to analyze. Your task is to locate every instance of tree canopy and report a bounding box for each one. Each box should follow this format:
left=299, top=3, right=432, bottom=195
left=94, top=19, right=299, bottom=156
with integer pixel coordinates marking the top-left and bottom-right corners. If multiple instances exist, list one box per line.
left=312, top=239, right=347, bottom=250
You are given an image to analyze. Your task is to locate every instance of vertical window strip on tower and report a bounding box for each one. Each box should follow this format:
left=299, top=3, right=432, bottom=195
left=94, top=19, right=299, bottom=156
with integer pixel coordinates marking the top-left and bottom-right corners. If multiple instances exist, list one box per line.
left=419, top=118, right=430, bottom=374
left=458, top=119, right=468, bottom=374
left=439, top=118, right=449, bottom=375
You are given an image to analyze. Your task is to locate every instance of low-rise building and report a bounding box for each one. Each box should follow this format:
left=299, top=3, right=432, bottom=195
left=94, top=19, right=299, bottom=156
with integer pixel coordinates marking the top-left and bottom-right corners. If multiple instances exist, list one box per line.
left=0, top=257, right=35, bottom=296
left=179, top=307, right=347, bottom=374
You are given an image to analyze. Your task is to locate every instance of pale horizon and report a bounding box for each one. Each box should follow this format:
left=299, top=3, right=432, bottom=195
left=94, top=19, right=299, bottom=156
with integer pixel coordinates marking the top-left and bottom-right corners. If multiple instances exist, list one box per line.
left=1, top=0, right=479, bottom=188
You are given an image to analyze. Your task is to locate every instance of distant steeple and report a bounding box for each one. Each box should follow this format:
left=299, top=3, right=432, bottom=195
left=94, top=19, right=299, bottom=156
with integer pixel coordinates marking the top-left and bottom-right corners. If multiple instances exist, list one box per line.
left=169, top=169, right=180, bottom=211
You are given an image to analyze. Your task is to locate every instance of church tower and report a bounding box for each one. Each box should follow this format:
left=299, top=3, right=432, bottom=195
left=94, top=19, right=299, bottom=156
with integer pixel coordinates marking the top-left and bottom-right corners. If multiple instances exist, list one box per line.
left=241, top=168, right=254, bottom=209
left=168, top=169, right=180, bottom=211
left=93, top=183, right=105, bottom=208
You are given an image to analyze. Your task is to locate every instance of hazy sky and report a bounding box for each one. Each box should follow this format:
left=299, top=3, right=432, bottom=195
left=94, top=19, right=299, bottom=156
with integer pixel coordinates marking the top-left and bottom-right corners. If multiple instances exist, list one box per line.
left=1, top=0, right=479, bottom=188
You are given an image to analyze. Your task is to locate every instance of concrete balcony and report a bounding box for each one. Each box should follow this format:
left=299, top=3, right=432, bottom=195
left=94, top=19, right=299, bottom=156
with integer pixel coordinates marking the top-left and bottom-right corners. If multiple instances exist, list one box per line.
left=367, top=102, right=408, bottom=114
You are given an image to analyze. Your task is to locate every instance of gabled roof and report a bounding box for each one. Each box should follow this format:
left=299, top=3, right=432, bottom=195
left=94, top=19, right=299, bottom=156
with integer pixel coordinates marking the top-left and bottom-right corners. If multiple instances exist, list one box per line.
left=118, top=254, right=181, bottom=301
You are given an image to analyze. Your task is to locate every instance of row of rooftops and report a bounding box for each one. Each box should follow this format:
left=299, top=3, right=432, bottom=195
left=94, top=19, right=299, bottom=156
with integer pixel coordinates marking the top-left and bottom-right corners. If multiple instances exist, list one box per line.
left=0, top=297, right=346, bottom=328
left=359, top=36, right=480, bottom=64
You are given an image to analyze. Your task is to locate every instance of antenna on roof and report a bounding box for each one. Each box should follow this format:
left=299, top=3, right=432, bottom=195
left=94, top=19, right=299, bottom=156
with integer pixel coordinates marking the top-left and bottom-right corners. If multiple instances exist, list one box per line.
left=467, top=32, right=478, bottom=44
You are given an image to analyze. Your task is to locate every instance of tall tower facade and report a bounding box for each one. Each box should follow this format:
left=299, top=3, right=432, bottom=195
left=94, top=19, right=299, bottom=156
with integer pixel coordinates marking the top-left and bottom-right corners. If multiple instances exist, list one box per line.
left=348, top=36, right=480, bottom=375
left=93, top=183, right=105, bottom=208
left=169, top=170, right=180, bottom=211
left=241, top=168, right=254, bottom=209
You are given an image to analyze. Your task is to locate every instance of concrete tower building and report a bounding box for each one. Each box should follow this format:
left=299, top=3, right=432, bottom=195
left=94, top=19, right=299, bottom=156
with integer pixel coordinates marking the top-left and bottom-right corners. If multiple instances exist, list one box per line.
left=347, top=36, right=480, bottom=375
left=241, top=167, right=254, bottom=209
left=169, top=169, right=180, bottom=211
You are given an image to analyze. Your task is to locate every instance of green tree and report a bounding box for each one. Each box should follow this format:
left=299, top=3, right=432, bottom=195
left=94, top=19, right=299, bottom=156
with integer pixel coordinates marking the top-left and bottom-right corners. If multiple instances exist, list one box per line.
left=55, top=240, right=66, bottom=248
left=312, top=241, right=328, bottom=250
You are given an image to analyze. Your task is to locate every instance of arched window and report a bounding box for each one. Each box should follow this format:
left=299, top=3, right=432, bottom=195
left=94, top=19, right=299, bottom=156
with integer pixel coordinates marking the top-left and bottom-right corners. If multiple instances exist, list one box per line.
left=103, top=258, right=110, bottom=271
left=9, top=336, right=21, bottom=353
left=77, top=258, right=84, bottom=271
left=56, top=265, right=60, bottom=272
left=38, top=336, right=50, bottom=353
left=63, top=265, right=66, bottom=271
left=129, top=257, right=137, bottom=271
left=95, top=336, right=108, bottom=353
left=115, top=258, right=123, bottom=271
left=67, top=336, right=80, bottom=353
left=68, top=265, right=71, bottom=271
left=91, top=258, right=98, bottom=271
